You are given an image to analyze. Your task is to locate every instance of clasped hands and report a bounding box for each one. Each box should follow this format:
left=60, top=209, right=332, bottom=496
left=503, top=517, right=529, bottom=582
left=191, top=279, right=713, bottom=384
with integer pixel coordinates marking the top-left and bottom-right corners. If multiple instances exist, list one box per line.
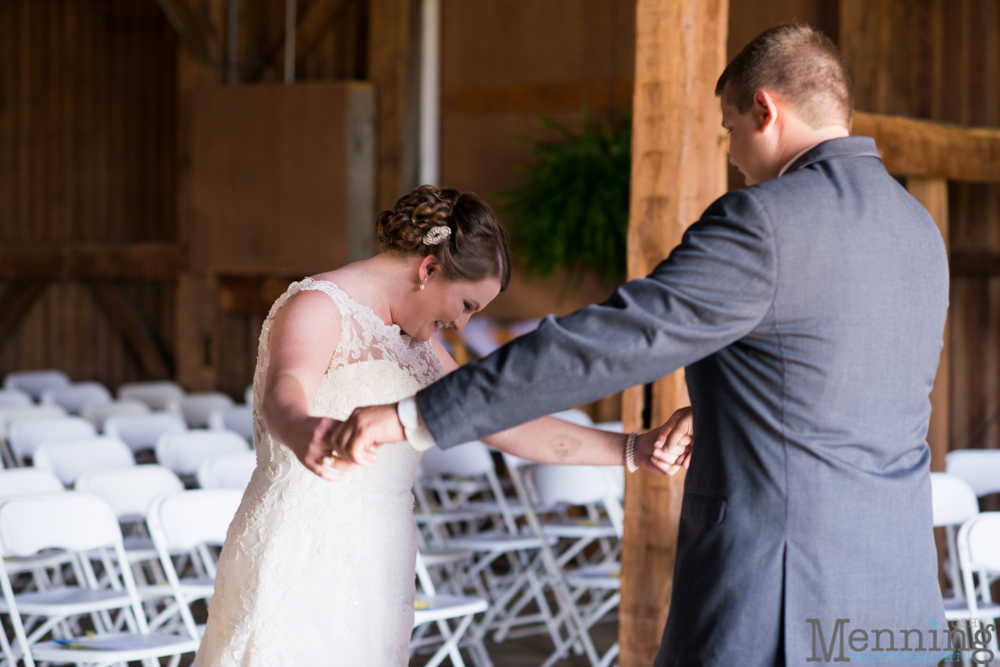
left=297, top=405, right=694, bottom=482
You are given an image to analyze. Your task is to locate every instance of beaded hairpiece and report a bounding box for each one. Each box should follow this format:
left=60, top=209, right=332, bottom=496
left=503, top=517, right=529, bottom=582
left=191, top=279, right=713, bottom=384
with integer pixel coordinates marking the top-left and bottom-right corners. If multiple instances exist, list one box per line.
left=422, top=226, right=452, bottom=245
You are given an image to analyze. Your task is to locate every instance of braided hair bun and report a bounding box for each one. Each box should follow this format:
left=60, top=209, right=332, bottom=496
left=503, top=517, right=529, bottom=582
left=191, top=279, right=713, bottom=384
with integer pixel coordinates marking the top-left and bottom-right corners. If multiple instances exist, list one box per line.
left=376, top=185, right=512, bottom=290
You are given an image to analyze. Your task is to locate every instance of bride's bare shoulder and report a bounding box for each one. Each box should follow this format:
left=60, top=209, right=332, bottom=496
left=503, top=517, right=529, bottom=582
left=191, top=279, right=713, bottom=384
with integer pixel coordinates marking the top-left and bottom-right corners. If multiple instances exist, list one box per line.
left=309, top=263, right=376, bottom=308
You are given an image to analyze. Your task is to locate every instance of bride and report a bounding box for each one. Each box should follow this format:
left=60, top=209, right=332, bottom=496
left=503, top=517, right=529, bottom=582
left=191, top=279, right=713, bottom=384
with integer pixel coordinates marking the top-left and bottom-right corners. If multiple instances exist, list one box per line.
left=194, top=185, right=685, bottom=667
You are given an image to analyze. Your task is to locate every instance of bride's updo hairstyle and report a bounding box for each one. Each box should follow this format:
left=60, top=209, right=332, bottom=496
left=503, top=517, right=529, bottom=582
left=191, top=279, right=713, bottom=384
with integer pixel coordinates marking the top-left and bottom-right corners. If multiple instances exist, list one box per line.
left=376, top=185, right=512, bottom=291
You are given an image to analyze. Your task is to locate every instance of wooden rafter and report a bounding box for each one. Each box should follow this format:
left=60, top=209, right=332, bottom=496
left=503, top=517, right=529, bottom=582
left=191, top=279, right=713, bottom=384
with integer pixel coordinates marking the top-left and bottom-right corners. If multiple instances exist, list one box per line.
left=0, top=281, right=49, bottom=351
left=154, top=0, right=218, bottom=59
left=852, top=111, right=1000, bottom=183
left=88, top=281, right=172, bottom=380
left=0, top=243, right=179, bottom=281
left=265, top=0, right=350, bottom=74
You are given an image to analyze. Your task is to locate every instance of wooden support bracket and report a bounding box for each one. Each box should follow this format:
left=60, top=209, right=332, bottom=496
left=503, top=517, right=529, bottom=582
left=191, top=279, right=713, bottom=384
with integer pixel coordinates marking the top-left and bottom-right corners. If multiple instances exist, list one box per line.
left=0, top=281, right=49, bottom=351
left=88, top=281, right=173, bottom=380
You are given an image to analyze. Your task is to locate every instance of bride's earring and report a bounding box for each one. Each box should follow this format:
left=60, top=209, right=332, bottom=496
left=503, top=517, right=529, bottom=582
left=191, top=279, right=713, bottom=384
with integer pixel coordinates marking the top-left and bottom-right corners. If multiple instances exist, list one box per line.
left=420, top=278, right=426, bottom=290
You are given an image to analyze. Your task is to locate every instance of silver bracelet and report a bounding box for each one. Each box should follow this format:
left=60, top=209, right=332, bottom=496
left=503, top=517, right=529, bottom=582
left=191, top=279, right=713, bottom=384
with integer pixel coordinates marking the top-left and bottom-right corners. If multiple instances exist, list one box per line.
left=625, top=431, right=639, bottom=473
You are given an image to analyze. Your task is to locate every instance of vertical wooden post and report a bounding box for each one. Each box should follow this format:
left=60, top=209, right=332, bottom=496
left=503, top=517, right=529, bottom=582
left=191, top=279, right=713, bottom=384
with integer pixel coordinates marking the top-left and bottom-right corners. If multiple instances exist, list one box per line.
left=368, top=0, right=415, bottom=212
left=619, top=1, right=729, bottom=665
left=908, top=176, right=950, bottom=472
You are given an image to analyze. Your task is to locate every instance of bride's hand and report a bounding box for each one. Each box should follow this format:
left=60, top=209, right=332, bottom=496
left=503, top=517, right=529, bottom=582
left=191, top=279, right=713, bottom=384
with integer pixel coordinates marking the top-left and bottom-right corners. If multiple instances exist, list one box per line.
left=325, top=404, right=405, bottom=466
left=645, top=406, right=694, bottom=476
left=297, top=417, right=355, bottom=481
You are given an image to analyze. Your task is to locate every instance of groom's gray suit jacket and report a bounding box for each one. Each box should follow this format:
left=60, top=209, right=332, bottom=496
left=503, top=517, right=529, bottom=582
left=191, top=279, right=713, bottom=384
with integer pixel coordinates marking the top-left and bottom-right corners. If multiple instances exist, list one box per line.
left=416, top=137, right=949, bottom=665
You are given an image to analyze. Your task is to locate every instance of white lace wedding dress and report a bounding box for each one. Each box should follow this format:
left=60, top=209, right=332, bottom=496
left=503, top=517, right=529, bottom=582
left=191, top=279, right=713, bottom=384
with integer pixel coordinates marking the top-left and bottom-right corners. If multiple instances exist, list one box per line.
left=194, top=278, right=444, bottom=667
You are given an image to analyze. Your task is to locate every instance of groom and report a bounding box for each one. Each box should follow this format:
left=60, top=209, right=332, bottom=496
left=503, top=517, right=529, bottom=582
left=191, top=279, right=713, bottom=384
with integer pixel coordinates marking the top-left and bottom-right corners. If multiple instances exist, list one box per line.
left=334, top=25, right=949, bottom=666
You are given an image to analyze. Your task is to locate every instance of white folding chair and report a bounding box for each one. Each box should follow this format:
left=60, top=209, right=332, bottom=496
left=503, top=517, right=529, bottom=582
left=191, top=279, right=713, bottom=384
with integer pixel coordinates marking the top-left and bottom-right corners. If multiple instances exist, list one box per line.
left=196, top=451, right=257, bottom=490
left=3, top=370, right=70, bottom=401
left=0, top=469, right=73, bottom=589
left=0, top=389, right=32, bottom=409
left=522, top=464, right=624, bottom=667
left=8, top=416, right=96, bottom=466
left=155, top=431, right=250, bottom=477
left=947, top=450, right=1000, bottom=498
left=118, top=381, right=185, bottom=412
left=208, top=405, right=254, bottom=442
left=105, top=412, right=187, bottom=454
left=930, top=472, right=1000, bottom=629
left=0, top=492, right=200, bottom=667
left=0, top=406, right=67, bottom=467
left=171, top=392, right=234, bottom=429
left=419, top=442, right=561, bottom=649
left=956, top=512, right=1000, bottom=654
left=412, top=551, right=491, bottom=667
left=145, top=489, right=244, bottom=634
left=33, top=437, right=135, bottom=486
left=81, top=399, right=150, bottom=431
left=41, top=382, right=112, bottom=415
left=244, top=384, right=253, bottom=407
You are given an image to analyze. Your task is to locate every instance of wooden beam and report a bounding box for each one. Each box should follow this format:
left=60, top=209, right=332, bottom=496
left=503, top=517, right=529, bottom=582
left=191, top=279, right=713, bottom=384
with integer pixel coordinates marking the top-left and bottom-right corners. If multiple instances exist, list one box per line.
left=951, top=252, right=1000, bottom=275
left=88, top=281, right=172, bottom=380
left=368, top=0, right=414, bottom=211
left=0, top=243, right=179, bottom=281
left=442, top=79, right=636, bottom=115
left=907, top=177, right=949, bottom=472
left=853, top=111, right=1000, bottom=183
left=217, top=275, right=299, bottom=315
left=176, top=273, right=219, bottom=391
left=0, top=281, right=48, bottom=351
left=154, top=0, right=217, bottom=60
left=619, top=1, right=729, bottom=665
left=268, top=0, right=350, bottom=74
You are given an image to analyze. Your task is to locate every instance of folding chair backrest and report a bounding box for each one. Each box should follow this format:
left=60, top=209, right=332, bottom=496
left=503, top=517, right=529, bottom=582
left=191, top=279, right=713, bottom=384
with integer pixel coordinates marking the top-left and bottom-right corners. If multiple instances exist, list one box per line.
left=174, top=392, right=235, bottom=428
left=419, top=440, right=495, bottom=478
left=244, top=384, right=253, bottom=406
left=33, top=437, right=136, bottom=485
left=208, top=405, right=254, bottom=442
left=0, top=405, right=67, bottom=442
left=958, top=512, right=1000, bottom=572
left=530, top=464, right=625, bottom=536
left=76, top=465, right=183, bottom=518
left=80, top=399, right=150, bottom=431
left=3, top=369, right=70, bottom=400
left=118, top=380, right=185, bottom=411
left=8, top=415, right=96, bottom=460
left=105, top=411, right=187, bottom=452
left=197, top=452, right=257, bottom=490
left=0, top=469, right=65, bottom=498
left=0, top=492, right=121, bottom=556
left=551, top=409, right=595, bottom=427
left=946, top=450, right=1000, bottom=498
left=147, top=489, right=243, bottom=550
left=931, top=472, right=980, bottom=527
left=41, top=381, right=112, bottom=414
left=156, top=430, right=250, bottom=476
left=0, top=389, right=32, bottom=409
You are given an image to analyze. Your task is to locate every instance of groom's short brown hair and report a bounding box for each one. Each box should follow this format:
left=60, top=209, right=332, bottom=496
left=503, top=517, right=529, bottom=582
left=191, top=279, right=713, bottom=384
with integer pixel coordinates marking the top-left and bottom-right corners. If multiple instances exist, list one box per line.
left=716, top=25, right=854, bottom=131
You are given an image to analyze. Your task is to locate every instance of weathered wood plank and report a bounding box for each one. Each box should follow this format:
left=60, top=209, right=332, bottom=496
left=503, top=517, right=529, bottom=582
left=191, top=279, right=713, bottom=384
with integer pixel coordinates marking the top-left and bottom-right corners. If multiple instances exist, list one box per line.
left=441, top=79, right=636, bottom=114
left=907, top=176, right=950, bottom=471
left=619, top=0, right=729, bottom=665
left=0, top=243, right=179, bottom=280
left=853, top=111, right=1000, bottom=182
left=88, top=280, right=172, bottom=380
left=0, top=281, right=48, bottom=350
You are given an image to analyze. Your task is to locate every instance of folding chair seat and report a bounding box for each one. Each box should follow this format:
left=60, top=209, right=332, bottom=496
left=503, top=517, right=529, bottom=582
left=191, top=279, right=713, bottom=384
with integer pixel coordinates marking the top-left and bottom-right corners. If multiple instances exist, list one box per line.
left=41, top=382, right=112, bottom=415
left=8, top=415, right=96, bottom=465
left=105, top=411, right=187, bottom=454
left=412, top=552, right=490, bottom=667
left=208, top=404, right=254, bottom=442
left=3, top=370, right=70, bottom=400
left=80, top=399, right=150, bottom=431
left=196, top=451, right=257, bottom=489
left=172, top=392, right=234, bottom=429
left=145, top=489, right=245, bottom=633
left=156, top=430, right=250, bottom=478
left=118, top=380, right=185, bottom=412
left=0, top=492, right=200, bottom=666
left=0, top=389, right=32, bottom=409
left=33, top=437, right=135, bottom=486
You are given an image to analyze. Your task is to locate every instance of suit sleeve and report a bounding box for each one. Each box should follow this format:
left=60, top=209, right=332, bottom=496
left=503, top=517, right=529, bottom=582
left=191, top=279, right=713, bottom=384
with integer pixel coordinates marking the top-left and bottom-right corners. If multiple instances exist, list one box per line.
left=416, top=189, right=778, bottom=448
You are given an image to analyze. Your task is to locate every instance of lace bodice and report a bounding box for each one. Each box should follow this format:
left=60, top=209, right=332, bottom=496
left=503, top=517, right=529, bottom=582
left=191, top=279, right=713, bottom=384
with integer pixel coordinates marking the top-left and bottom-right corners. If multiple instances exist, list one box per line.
left=195, top=278, right=445, bottom=667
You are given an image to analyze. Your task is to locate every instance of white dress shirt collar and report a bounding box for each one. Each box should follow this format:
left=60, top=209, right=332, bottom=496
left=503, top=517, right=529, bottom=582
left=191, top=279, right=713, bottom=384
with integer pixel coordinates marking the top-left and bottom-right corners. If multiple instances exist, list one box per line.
left=777, top=145, right=818, bottom=178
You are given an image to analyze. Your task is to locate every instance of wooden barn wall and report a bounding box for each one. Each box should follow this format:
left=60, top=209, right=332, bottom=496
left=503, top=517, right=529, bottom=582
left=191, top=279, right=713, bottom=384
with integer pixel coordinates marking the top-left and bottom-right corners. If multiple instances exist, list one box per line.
left=841, top=0, right=1000, bottom=455
left=0, top=0, right=177, bottom=389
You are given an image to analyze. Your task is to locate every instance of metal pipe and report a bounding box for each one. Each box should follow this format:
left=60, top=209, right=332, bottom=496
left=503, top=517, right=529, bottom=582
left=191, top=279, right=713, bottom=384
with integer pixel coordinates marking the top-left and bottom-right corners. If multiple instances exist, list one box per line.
left=226, top=0, right=239, bottom=84
left=284, top=0, right=297, bottom=85
left=419, top=0, right=441, bottom=186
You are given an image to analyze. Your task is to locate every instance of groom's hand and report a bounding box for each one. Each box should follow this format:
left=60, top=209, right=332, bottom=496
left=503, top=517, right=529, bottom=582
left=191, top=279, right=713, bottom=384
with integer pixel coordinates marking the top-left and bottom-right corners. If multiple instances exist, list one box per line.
left=326, top=404, right=405, bottom=465
left=644, top=406, right=694, bottom=476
